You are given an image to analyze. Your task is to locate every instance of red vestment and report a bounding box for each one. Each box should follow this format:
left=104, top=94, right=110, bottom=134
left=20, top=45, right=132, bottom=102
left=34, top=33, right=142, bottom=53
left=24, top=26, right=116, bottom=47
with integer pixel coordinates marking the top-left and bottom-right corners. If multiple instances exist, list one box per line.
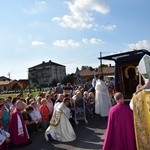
left=103, top=104, right=136, bottom=150
left=8, top=108, right=29, bottom=146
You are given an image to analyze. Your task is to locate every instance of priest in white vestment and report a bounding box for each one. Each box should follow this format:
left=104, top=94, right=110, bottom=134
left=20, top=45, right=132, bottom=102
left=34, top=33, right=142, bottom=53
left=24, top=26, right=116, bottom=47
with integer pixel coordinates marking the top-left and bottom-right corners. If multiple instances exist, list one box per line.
left=95, top=75, right=112, bottom=117
left=45, top=98, right=76, bottom=142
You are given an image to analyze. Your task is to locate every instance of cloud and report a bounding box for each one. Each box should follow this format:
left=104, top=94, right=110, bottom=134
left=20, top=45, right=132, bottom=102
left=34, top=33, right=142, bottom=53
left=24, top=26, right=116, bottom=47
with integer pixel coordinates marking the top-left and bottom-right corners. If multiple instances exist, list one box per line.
left=53, top=39, right=80, bottom=47
left=53, top=38, right=104, bottom=47
left=52, top=0, right=109, bottom=30
left=32, top=41, right=46, bottom=46
left=100, top=24, right=116, bottom=31
left=82, top=38, right=104, bottom=45
left=23, top=0, right=48, bottom=15
left=127, top=40, right=150, bottom=50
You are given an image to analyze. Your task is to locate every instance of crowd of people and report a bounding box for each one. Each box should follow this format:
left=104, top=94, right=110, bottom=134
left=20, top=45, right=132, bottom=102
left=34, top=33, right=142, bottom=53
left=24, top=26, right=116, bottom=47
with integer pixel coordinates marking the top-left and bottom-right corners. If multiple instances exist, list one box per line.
left=0, top=81, right=100, bottom=149
left=1, top=54, right=149, bottom=150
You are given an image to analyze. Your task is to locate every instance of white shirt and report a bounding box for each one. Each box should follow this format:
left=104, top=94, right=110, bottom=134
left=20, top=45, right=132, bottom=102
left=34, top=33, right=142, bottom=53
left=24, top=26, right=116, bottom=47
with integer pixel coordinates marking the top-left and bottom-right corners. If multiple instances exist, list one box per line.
left=30, top=108, right=42, bottom=121
left=0, top=127, right=10, bottom=145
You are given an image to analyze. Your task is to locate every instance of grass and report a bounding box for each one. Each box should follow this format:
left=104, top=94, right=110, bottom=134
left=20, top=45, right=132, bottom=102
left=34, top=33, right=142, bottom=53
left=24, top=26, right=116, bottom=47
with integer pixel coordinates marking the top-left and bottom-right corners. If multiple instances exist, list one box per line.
left=0, top=91, right=44, bottom=99
left=0, top=93, right=19, bottom=99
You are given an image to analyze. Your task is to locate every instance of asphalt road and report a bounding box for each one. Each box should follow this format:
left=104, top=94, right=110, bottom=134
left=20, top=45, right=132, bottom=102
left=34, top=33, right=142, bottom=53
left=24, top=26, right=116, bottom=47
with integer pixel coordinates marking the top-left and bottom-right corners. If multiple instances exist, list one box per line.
left=12, top=114, right=107, bottom=150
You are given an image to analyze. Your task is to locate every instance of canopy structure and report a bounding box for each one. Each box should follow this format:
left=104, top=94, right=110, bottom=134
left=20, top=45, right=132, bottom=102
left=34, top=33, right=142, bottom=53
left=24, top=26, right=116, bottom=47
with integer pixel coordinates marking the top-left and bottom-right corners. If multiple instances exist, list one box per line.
left=99, top=49, right=150, bottom=62
left=99, top=49, right=150, bottom=99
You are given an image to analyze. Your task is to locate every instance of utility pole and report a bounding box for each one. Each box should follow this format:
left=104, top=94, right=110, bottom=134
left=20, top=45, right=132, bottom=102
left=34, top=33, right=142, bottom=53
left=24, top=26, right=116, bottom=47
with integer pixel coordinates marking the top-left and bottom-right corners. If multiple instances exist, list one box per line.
left=100, top=51, right=103, bottom=73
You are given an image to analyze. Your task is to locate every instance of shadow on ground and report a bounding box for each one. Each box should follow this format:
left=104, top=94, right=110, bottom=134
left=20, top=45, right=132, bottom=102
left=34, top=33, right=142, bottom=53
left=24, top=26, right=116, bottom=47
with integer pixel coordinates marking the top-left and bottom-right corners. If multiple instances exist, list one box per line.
left=11, top=114, right=107, bottom=150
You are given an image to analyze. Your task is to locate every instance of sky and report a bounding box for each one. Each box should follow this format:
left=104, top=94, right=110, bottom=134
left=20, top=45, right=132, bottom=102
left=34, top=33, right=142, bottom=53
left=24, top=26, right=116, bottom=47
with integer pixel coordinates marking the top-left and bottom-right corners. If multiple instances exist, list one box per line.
left=0, top=0, right=150, bottom=80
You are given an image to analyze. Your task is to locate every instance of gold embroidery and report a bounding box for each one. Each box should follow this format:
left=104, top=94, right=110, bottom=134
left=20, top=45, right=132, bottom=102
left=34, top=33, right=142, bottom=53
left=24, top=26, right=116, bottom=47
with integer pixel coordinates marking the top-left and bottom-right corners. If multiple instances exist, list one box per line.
left=50, top=109, right=62, bottom=127
left=133, top=90, right=150, bottom=150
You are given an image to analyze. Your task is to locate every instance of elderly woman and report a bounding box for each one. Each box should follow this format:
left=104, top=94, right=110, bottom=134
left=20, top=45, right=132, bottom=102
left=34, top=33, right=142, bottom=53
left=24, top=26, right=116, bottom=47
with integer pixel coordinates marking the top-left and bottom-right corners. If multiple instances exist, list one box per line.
left=39, top=98, right=50, bottom=130
left=22, top=105, right=38, bottom=137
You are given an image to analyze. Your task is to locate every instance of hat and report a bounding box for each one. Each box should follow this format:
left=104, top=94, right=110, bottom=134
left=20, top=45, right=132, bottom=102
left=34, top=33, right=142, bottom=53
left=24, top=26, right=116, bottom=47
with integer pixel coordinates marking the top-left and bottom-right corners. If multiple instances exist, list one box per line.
left=138, top=54, right=150, bottom=79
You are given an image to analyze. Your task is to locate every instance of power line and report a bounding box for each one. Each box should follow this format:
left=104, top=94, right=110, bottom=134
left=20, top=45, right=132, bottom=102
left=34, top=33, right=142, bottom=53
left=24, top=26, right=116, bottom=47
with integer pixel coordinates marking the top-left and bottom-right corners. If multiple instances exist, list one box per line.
left=62, top=51, right=116, bottom=64
left=63, top=51, right=118, bottom=64
left=62, top=51, right=117, bottom=67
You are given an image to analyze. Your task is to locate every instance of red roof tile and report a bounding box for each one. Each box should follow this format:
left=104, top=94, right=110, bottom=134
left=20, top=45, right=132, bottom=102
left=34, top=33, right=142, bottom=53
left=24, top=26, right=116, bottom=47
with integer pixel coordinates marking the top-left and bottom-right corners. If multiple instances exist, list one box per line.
left=79, top=67, right=115, bottom=77
left=0, top=81, right=11, bottom=86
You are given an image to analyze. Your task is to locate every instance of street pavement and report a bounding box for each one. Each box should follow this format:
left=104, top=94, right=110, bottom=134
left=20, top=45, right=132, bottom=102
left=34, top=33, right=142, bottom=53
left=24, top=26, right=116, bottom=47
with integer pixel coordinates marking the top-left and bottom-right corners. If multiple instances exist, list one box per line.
left=12, top=114, right=107, bottom=150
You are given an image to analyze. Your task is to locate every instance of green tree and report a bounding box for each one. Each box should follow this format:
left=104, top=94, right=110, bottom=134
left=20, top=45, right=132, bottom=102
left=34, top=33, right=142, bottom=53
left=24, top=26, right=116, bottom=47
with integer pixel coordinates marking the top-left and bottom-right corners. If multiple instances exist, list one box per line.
left=99, top=64, right=108, bottom=67
left=51, top=79, right=59, bottom=86
left=81, top=66, right=94, bottom=70
left=35, top=84, right=41, bottom=90
left=63, top=74, right=74, bottom=85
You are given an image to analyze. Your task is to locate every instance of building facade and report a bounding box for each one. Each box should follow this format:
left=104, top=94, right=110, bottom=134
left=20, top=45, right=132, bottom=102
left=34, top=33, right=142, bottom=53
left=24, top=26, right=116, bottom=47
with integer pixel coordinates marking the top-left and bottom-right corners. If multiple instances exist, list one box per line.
left=74, top=66, right=115, bottom=85
left=28, top=60, right=66, bottom=86
left=0, top=76, right=28, bottom=92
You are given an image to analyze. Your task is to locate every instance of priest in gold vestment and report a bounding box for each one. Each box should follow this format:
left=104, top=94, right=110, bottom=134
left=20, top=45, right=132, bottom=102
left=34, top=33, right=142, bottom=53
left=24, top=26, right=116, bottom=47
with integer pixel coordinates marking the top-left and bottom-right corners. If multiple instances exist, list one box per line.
left=45, top=97, right=76, bottom=142
left=130, top=54, right=150, bottom=150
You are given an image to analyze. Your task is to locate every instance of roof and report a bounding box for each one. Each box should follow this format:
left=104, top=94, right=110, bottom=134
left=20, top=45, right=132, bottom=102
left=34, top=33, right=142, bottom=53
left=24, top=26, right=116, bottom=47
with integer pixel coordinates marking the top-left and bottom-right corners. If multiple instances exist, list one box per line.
left=99, top=49, right=150, bottom=62
left=0, top=76, right=11, bottom=81
left=29, top=60, right=65, bottom=69
left=0, top=80, right=11, bottom=86
left=79, top=67, right=115, bottom=77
